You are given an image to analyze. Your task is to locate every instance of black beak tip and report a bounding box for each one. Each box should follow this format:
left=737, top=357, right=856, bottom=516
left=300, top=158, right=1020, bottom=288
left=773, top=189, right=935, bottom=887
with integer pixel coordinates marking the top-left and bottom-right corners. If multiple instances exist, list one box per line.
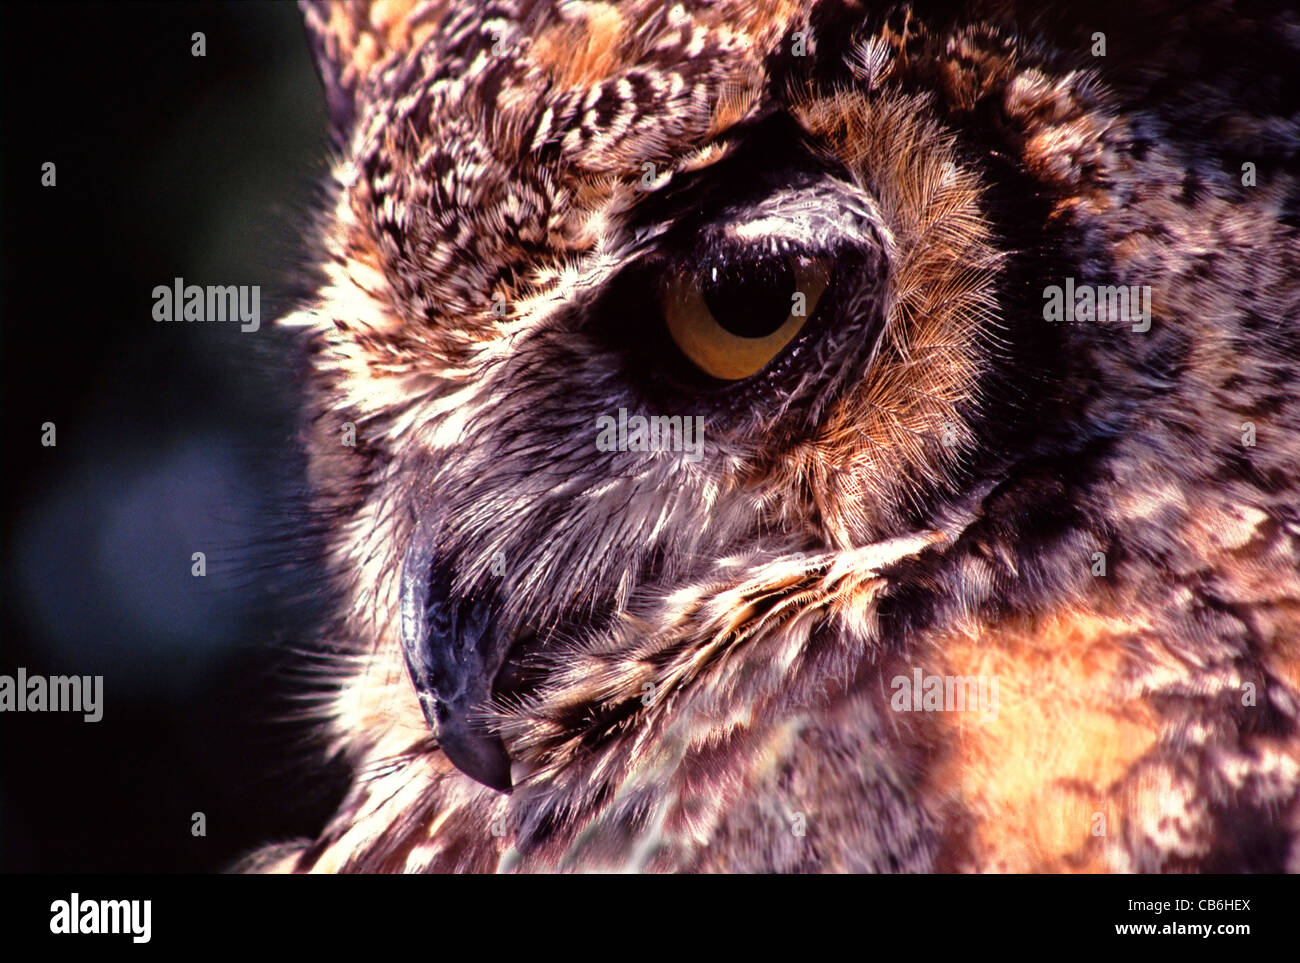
left=439, top=727, right=514, bottom=793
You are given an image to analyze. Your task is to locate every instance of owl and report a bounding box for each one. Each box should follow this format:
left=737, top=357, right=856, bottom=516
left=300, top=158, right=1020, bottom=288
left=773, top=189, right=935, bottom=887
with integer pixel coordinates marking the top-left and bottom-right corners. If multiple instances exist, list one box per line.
left=242, top=0, right=1300, bottom=872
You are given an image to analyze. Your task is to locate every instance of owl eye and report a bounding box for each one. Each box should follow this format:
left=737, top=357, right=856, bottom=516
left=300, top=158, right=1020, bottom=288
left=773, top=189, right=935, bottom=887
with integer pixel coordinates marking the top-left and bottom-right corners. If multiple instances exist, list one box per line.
left=659, top=254, right=831, bottom=381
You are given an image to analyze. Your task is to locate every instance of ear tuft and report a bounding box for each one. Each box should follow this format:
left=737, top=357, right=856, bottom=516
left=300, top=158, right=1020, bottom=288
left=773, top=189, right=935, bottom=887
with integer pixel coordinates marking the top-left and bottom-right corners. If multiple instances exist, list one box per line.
left=299, top=0, right=442, bottom=145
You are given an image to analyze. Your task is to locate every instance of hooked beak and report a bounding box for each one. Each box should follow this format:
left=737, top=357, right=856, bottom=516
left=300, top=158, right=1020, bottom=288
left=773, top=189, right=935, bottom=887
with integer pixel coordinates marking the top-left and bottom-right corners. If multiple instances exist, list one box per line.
left=398, top=516, right=514, bottom=792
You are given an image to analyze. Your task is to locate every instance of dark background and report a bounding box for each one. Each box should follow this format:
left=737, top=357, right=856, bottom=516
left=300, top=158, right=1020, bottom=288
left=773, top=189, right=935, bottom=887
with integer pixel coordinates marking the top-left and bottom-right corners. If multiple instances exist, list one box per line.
left=0, top=1, right=349, bottom=871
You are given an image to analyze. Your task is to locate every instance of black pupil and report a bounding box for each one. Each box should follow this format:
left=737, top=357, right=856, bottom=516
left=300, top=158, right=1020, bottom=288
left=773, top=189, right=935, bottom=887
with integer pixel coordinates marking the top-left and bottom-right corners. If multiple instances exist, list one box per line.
left=699, top=257, right=796, bottom=338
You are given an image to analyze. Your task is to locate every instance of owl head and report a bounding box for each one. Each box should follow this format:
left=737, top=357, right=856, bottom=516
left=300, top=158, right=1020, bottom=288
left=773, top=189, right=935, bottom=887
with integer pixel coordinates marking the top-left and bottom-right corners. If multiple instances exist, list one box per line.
left=267, top=0, right=1300, bottom=872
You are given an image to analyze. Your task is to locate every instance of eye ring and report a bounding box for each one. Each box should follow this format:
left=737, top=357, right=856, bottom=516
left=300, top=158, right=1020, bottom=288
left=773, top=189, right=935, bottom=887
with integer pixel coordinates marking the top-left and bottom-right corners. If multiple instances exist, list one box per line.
left=660, top=254, right=831, bottom=381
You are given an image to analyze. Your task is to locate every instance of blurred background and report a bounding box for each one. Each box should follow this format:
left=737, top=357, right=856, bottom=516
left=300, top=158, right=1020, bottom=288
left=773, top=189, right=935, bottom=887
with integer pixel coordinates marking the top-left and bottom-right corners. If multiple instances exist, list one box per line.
left=0, top=1, right=350, bottom=871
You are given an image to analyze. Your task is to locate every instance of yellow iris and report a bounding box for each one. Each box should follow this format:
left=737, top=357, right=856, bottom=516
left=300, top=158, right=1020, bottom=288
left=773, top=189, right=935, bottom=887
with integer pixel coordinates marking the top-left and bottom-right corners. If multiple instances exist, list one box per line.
left=660, top=256, right=830, bottom=380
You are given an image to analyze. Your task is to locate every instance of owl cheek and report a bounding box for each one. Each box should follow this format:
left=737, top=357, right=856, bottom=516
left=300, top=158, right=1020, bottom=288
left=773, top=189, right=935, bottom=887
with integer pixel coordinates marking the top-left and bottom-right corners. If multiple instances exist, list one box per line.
left=398, top=515, right=514, bottom=793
